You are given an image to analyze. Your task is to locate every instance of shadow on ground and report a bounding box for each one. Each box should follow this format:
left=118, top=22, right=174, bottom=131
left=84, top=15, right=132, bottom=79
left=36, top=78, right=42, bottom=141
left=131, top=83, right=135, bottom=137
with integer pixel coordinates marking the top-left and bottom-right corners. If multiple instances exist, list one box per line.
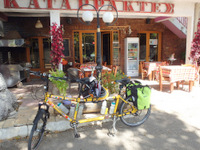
left=1, top=109, right=200, bottom=150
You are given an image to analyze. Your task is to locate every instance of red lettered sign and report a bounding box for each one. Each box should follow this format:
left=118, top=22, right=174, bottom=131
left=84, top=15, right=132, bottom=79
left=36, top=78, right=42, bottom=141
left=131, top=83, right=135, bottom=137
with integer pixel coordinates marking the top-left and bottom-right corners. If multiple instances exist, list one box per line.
left=3, top=0, right=175, bottom=14
left=4, top=0, right=19, bottom=8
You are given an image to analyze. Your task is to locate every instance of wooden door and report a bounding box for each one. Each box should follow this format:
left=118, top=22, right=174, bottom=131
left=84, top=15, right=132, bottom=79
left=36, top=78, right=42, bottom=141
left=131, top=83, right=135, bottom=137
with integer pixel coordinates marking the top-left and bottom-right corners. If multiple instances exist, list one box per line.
left=73, top=31, right=96, bottom=65
left=138, top=31, right=162, bottom=62
left=27, top=37, right=51, bottom=72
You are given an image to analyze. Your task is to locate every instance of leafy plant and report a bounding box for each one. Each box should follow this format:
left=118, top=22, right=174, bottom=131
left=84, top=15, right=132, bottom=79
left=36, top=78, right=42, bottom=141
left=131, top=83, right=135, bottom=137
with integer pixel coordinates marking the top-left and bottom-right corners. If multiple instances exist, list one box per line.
left=102, top=70, right=127, bottom=94
left=50, top=23, right=64, bottom=69
left=49, top=69, right=68, bottom=96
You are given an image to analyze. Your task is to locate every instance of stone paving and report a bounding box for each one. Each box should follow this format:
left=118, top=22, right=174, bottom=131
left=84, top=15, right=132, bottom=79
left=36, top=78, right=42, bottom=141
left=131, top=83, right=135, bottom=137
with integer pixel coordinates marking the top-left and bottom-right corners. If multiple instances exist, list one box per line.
left=0, top=77, right=200, bottom=140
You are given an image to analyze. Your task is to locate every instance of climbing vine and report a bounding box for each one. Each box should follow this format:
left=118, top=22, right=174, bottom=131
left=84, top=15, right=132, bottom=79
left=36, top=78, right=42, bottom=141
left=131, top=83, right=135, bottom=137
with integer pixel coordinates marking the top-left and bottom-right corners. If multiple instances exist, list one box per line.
left=50, top=23, right=64, bottom=69
left=190, top=19, right=200, bottom=65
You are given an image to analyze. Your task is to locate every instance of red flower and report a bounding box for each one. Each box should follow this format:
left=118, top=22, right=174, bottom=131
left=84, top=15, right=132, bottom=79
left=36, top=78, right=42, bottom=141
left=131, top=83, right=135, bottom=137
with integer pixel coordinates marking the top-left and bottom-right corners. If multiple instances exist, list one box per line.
left=50, top=23, right=64, bottom=69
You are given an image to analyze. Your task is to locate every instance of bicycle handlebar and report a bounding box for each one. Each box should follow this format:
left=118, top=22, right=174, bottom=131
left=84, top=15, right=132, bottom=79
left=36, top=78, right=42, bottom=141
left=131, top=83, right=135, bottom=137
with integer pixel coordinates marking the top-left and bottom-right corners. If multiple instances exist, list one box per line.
left=30, top=71, right=68, bottom=81
left=30, top=71, right=42, bottom=76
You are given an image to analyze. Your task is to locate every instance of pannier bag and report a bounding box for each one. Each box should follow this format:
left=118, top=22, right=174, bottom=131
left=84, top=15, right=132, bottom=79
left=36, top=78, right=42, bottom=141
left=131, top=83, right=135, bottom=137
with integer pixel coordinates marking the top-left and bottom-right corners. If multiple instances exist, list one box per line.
left=126, top=80, right=151, bottom=110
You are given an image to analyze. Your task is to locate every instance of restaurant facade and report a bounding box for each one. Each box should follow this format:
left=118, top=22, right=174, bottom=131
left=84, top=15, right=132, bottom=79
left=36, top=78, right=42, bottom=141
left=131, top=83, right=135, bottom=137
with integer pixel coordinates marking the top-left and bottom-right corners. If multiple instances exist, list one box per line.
left=0, top=0, right=200, bottom=74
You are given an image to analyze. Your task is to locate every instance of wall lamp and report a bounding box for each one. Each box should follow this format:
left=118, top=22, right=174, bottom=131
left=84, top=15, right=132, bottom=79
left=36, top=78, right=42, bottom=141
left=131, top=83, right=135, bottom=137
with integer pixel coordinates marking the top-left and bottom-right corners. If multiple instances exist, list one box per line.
left=35, top=19, right=43, bottom=28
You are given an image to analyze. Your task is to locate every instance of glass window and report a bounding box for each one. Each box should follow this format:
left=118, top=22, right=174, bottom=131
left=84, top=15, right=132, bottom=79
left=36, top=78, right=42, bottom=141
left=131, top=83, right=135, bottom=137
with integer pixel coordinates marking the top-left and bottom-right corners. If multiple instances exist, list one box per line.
left=43, top=38, right=51, bottom=69
left=113, top=31, right=119, bottom=66
left=63, top=39, right=70, bottom=56
left=82, top=33, right=95, bottom=63
left=30, top=38, right=40, bottom=68
left=149, top=33, right=158, bottom=61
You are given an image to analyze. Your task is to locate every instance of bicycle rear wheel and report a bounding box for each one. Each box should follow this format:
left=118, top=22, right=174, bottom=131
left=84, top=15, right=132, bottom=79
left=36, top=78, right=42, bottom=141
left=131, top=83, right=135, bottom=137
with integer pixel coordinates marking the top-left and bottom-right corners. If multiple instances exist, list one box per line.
left=120, top=97, right=151, bottom=127
left=28, top=110, right=47, bottom=150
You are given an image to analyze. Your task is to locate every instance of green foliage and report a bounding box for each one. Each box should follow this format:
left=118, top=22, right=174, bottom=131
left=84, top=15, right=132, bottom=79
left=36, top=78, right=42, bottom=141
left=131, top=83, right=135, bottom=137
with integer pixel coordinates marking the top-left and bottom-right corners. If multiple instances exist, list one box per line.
left=49, top=69, right=68, bottom=96
left=102, top=70, right=127, bottom=94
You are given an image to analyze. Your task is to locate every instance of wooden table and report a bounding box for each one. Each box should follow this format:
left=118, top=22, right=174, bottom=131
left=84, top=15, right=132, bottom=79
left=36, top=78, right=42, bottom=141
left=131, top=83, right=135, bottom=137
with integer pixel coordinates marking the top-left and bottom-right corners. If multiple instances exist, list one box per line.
left=80, top=63, right=111, bottom=77
left=159, top=65, right=196, bottom=92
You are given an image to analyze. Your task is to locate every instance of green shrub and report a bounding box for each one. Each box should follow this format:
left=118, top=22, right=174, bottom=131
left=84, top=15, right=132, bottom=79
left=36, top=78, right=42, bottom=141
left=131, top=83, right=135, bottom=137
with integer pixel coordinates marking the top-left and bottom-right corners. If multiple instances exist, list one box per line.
left=49, top=69, right=68, bottom=96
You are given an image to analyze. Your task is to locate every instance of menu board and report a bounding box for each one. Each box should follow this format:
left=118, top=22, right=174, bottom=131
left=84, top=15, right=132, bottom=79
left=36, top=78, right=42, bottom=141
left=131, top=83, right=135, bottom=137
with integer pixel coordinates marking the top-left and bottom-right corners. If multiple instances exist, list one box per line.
left=128, top=43, right=138, bottom=60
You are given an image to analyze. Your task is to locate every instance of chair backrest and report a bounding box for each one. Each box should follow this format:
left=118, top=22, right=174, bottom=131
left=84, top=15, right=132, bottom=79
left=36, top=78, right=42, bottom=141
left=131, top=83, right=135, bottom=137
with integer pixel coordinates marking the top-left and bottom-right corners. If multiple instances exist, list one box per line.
left=140, top=61, right=145, bottom=71
left=112, top=66, right=118, bottom=76
left=161, top=61, right=169, bottom=66
left=159, top=66, right=162, bottom=80
left=181, top=64, right=195, bottom=67
left=182, top=64, right=199, bottom=78
left=103, top=62, right=107, bottom=67
left=67, top=68, right=80, bottom=82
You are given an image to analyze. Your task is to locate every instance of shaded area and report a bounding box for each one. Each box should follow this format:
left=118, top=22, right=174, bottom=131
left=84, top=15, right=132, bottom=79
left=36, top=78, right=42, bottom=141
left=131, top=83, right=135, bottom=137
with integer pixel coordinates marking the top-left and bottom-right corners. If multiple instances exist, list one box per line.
left=0, top=109, right=200, bottom=150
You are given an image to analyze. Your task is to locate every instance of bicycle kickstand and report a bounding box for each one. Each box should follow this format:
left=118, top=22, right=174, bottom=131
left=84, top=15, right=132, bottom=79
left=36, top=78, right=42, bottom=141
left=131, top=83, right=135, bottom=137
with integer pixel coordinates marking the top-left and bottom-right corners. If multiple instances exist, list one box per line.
left=72, top=123, right=80, bottom=138
left=108, top=116, right=118, bottom=137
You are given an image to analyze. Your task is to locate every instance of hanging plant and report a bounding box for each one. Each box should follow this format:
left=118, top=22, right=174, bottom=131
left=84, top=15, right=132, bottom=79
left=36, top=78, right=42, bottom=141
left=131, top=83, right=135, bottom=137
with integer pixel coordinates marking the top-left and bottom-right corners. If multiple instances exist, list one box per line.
left=190, top=19, right=200, bottom=65
left=50, top=23, right=64, bottom=69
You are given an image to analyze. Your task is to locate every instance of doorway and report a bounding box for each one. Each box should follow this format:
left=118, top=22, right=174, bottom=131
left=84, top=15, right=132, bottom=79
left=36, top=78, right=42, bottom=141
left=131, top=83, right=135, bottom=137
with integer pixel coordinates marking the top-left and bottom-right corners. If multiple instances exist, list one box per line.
left=74, top=31, right=96, bottom=64
left=27, top=37, right=51, bottom=72
left=73, top=30, right=119, bottom=66
left=102, top=32, right=111, bottom=65
left=138, top=31, right=161, bottom=62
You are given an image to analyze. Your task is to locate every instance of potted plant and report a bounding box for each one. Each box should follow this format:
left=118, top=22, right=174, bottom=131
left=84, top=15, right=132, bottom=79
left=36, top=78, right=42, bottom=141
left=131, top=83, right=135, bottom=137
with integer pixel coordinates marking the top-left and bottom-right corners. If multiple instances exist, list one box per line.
left=102, top=70, right=127, bottom=94
left=49, top=69, right=68, bottom=96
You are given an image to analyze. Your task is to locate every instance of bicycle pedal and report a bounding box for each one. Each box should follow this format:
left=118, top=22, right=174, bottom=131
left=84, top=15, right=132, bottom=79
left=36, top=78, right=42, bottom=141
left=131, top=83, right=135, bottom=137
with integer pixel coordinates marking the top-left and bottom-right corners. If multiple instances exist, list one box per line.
left=107, top=132, right=115, bottom=137
left=74, top=133, right=80, bottom=138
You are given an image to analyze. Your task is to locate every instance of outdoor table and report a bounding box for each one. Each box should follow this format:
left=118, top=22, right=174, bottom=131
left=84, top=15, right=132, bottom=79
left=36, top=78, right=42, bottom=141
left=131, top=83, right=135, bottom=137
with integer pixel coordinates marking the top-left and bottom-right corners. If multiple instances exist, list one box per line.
left=80, top=63, right=111, bottom=77
left=159, top=65, right=196, bottom=92
left=144, top=62, right=163, bottom=80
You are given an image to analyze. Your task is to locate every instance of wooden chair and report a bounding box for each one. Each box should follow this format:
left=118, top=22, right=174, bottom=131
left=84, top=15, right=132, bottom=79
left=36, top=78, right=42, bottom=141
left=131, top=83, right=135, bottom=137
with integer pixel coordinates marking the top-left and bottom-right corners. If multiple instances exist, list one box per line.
left=159, top=66, right=172, bottom=92
left=152, top=61, right=169, bottom=80
left=112, top=65, right=118, bottom=77
left=140, top=61, right=148, bottom=80
left=161, top=61, right=169, bottom=66
left=74, top=62, right=81, bottom=68
left=67, top=68, right=84, bottom=93
left=180, top=64, right=197, bottom=91
left=181, top=64, right=195, bottom=67
left=103, top=62, right=107, bottom=67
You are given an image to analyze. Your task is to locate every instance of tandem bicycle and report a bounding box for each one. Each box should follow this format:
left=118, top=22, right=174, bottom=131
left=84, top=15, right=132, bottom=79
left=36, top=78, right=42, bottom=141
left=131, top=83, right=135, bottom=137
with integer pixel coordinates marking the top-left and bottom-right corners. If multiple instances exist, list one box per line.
left=28, top=71, right=151, bottom=150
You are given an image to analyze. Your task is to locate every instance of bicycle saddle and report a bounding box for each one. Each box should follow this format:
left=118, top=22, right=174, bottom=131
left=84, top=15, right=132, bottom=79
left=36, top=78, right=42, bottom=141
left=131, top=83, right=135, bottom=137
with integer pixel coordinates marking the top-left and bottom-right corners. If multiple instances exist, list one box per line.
left=75, top=77, right=90, bottom=84
left=115, top=78, right=130, bottom=85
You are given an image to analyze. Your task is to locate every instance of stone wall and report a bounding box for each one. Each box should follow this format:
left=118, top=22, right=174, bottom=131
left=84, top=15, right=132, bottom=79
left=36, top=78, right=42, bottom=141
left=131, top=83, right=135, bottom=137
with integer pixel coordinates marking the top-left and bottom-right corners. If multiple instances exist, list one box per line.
left=0, top=73, right=18, bottom=121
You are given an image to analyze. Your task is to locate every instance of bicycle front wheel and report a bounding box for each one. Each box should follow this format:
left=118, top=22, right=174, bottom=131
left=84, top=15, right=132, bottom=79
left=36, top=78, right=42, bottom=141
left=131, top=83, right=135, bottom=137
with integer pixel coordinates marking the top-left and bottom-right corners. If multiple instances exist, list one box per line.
left=28, top=110, right=47, bottom=150
left=120, top=97, right=151, bottom=127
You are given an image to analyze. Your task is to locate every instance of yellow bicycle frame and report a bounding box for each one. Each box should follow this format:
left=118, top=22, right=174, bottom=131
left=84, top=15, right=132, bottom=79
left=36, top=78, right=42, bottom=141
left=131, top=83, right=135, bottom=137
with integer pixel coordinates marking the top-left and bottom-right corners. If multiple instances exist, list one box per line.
left=44, top=87, right=138, bottom=124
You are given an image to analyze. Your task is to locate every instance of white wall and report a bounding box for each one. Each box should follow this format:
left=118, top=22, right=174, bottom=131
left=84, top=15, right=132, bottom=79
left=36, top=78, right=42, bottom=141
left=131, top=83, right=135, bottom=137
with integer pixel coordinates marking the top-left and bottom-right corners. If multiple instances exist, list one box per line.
left=194, top=3, right=200, bottom=35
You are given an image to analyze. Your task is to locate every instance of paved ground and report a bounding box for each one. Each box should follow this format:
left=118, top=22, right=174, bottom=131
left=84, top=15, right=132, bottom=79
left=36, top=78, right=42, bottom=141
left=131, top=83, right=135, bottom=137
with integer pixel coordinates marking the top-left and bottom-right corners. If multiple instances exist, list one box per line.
left=0, top=107, right=200, bottom=150
left=0, top=78, right=200, bottom=150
